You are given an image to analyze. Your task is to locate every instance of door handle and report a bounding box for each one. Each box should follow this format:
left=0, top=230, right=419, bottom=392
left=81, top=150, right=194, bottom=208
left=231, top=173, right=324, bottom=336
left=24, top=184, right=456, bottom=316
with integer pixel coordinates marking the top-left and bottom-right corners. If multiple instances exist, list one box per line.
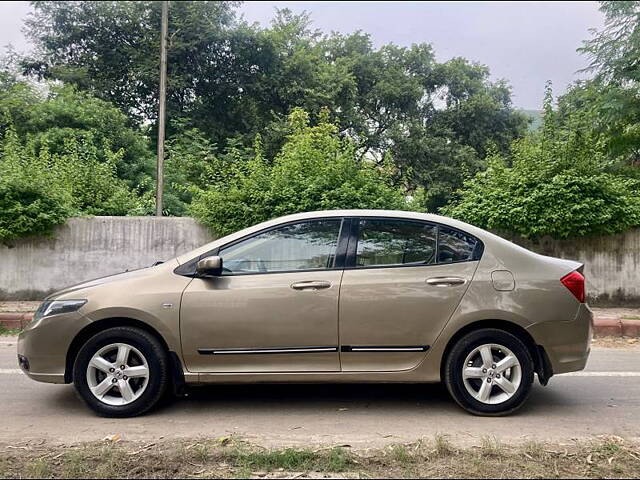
left=426, top=277, right=466, bottom=287
left=290, top=280, right=332, bottom=290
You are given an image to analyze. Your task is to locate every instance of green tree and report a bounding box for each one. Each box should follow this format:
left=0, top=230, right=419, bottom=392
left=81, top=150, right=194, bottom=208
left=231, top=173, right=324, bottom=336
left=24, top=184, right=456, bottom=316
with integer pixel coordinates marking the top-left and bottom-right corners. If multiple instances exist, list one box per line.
left=0, top=80, right=153, bottom=186
left=190, top=109, right=419, bottom=236
left=22, top=3, right=528, bottom=210
left=570, top=1, right=640, bottom=167
left=580, top=1, right=640, bottom=84
left=163, top=123, right=254, bottom=216
left=22, top=1, right=263, bottom=139
left=443, top=90, right=640, bottom=238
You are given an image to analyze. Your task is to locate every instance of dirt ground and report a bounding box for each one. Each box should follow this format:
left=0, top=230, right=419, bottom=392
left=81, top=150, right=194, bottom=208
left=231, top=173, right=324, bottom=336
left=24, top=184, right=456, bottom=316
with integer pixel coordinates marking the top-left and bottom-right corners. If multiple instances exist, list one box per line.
left=1, top=435, right=639, bottom=479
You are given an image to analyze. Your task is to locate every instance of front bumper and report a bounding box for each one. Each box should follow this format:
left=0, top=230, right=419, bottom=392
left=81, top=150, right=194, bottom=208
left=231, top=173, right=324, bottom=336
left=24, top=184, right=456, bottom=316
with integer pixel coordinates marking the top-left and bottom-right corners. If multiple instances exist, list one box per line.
left=17, top=311, right=91, bottom=384
left=527, top=303, right=593, bottom=375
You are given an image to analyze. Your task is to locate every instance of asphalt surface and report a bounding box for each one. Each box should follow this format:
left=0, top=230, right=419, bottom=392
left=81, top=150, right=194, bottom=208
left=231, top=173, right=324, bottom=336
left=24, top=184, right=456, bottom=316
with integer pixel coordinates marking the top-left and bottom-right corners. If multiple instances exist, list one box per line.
left=1, top=337, right=639, bottom=447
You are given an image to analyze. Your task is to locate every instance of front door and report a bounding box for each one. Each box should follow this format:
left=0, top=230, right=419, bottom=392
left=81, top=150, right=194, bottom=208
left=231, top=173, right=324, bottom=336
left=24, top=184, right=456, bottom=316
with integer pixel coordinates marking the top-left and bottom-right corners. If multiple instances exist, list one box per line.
left=180, top=218, right=346, bottom=373
left=339, top=218, right=480, bottom=371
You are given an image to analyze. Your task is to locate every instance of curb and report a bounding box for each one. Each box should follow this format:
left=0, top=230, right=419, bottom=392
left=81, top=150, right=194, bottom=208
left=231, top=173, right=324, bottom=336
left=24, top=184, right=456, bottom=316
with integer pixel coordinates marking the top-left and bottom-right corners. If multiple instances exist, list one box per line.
left=0, top=314, right=638, bottom=338
left=621, top=319, right=640, bottom=337
left=0, top=313, right=33, bottom=330
left=593, top=318, right=640, bottom=338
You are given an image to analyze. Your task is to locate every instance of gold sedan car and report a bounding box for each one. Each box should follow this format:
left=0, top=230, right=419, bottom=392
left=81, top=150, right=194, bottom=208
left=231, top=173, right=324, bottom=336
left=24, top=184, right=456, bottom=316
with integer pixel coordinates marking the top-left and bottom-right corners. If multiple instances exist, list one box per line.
left=18, top=210, right=592, bottom=417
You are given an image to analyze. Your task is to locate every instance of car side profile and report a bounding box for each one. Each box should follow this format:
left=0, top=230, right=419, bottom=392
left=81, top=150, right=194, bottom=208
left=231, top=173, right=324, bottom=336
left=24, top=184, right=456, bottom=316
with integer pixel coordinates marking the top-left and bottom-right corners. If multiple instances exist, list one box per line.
left=17, top=210, right=592, bottom=417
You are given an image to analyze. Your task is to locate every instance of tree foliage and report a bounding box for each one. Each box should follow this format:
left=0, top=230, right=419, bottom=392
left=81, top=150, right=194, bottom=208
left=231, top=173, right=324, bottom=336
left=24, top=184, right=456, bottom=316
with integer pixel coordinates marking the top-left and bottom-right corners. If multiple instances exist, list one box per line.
left=445, top=1, right=640, bottom=238
left=0, top=134, right=72, bottom=243
left=0, top=81, right=154, bottom=186
left=570, top=1, right=640, bottom=167
left=0, top=125, right=148, bottom=242
left=190, top=109, right=420, bottom=236
left=443, top=87, right=640, bottom=238
left=22, top=1, right=528, bottom=211
left=580, top=1, right=640, bottom=85
left=4, top=0, right=638, bottom=242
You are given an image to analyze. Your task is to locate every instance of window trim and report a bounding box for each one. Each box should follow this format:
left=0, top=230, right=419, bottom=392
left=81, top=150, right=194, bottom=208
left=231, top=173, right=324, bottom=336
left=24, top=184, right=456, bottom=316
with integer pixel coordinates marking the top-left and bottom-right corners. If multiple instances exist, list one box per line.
left=344, top=216, right=483, bottom=271
left=174, top=217, right=350, bottom=278
left=174, top=215, right=484, bottom=277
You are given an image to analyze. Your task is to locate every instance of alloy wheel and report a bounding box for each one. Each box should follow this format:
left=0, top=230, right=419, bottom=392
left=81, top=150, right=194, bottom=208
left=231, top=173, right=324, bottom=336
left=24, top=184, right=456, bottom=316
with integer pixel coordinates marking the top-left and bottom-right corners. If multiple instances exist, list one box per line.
left=462, top=343, right=522, bottom=405
left=86, top=343, right=150, bottom=406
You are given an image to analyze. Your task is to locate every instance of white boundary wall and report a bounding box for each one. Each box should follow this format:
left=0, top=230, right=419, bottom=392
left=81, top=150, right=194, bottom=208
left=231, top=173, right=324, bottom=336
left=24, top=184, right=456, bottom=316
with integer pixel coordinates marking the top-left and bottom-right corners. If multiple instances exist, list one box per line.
left=0, top=216, right=214, bottom=300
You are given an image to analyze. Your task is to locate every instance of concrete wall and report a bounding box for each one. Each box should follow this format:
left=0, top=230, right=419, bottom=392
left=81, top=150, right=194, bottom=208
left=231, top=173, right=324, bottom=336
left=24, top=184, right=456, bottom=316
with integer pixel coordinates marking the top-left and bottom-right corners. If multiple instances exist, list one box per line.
left=0, top=217, right=214, bottom=300
left=0, top=217, right=638, bottom=304
left=505, top=229, right=640, bottom=306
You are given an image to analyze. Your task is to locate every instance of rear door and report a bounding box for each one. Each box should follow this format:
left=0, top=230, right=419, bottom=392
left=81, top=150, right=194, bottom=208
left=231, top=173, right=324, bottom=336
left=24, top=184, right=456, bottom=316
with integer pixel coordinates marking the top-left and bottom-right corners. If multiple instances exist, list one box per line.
left=338, top=218, right=481, bottom=372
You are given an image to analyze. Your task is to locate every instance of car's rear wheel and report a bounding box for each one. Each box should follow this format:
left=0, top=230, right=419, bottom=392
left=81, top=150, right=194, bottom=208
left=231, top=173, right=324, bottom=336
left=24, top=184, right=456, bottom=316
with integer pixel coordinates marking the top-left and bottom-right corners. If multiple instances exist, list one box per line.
left=73, top=326, right=169, bottom=417
left=444, top=328, right=534, bottom=416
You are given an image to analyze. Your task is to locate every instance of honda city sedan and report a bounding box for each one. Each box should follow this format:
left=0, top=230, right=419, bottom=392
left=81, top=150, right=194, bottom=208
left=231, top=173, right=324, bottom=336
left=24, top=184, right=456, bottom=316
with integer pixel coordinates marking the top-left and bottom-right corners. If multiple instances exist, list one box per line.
left=18, top=210, right=592, bottom=417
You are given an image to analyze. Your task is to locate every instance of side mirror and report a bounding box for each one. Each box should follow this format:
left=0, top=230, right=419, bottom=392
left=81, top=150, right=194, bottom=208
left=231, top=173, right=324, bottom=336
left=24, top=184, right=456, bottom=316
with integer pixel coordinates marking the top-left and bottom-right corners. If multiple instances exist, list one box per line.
left=196, top=255, right=223, bottom=277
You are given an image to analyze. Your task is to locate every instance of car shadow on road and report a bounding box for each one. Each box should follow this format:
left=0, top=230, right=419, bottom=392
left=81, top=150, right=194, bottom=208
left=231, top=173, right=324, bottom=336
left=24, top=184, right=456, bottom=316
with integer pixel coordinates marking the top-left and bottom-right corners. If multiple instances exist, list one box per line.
left=47, top=381, right=574, bottom=418
left=184, top=382, right=452, bottom=406
left=157, top=382, right=566, bottom=416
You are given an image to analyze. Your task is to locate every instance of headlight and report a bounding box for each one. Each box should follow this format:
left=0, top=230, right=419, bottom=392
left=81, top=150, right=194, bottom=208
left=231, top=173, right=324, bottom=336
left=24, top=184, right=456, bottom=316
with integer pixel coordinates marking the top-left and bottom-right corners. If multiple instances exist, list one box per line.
left=33, top=299, right=87, bottom=323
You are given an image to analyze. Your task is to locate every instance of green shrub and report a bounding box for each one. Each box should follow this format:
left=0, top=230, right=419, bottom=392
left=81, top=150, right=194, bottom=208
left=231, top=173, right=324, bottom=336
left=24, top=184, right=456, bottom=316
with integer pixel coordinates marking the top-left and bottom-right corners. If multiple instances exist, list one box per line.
left=443, top=137, right=640, bottom=239
left=0, top=163, right=71, bottom=243
left=52, top=138, right=145, bottom=216
left=0, top=127, right=146, bottom=242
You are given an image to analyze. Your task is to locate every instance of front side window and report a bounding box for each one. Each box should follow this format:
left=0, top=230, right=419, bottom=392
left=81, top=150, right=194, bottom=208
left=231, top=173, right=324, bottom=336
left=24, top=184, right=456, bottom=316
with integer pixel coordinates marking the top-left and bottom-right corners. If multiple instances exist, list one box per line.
left=219, top=219, right=343, bottom=274
left=355, top=219, right=437, bottom=267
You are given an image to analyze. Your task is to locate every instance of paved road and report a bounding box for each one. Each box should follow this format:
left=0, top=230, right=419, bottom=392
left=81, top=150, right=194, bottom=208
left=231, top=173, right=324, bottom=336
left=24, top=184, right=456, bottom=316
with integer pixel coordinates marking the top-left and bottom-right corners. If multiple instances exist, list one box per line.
left=1, top=337, right=639, bottom=447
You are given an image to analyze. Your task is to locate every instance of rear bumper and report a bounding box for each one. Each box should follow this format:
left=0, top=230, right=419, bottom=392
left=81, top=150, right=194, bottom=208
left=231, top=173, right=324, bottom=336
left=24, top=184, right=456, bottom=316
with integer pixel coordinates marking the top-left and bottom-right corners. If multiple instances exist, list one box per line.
left=526, top=303, right=593, bottom=375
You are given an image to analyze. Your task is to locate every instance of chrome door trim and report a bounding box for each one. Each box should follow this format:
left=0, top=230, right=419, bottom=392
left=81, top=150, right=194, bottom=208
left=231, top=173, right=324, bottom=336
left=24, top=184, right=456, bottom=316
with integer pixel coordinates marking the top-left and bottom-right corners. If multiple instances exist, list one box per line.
left=198, top=346, right=338, bottom=355
left=198, top=345, right=430, bottom=355
left=341, top=345, right=430, bottom=352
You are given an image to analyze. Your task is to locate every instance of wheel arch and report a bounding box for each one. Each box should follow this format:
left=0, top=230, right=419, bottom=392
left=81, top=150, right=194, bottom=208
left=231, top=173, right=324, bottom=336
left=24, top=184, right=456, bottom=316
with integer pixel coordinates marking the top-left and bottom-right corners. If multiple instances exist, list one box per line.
left=439, top=319, right=553, bottom=385
left=64, top=317, right=177, bottom=384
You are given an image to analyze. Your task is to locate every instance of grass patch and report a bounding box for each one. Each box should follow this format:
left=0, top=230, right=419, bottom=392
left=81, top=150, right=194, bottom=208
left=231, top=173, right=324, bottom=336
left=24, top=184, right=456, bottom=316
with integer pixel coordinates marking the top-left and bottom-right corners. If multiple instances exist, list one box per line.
left=389, top=444, right=411, bottom=463
left=233, top=447, right=316, bottom=471
left=480, top=436, right=505, bottom=457
left=26, top=459, right=50, bottom=478
left=229, top=445, right=353, bottom=474
left=327, top=446, right=353, bottom=471
left=433, top=433, right=455, bottom=456
left=0, top=325, right=20, bottom=336
left=522, top=440, right=546, bottom=459
left=0, top=436, right=639, bottom=478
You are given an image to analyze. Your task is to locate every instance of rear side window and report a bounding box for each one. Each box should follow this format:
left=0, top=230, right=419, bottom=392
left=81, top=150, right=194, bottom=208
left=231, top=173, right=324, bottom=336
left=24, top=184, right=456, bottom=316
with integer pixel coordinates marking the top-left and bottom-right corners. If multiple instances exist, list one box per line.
left=437, top=227, right=478, bottom=263
left=355, top=219, right=437, bottom=267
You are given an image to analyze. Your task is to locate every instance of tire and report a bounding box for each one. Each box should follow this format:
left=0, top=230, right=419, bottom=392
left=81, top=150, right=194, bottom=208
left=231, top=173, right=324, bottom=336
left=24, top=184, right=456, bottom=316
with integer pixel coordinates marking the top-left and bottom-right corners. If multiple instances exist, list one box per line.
left=444, top=328, right=534, bottom=416
left=73, top=326, right=169, bottom=417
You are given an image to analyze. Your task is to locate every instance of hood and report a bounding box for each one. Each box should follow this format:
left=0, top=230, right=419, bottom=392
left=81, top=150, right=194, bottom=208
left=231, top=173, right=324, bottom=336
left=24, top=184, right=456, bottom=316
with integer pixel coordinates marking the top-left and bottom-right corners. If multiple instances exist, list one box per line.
left=46, top=266, right=156, bottom=300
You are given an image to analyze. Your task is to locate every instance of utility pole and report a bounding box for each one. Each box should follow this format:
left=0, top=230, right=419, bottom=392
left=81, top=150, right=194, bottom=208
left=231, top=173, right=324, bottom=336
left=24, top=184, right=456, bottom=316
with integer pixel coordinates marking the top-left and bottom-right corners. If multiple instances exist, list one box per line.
left=156, top=0, right=169, bottom=216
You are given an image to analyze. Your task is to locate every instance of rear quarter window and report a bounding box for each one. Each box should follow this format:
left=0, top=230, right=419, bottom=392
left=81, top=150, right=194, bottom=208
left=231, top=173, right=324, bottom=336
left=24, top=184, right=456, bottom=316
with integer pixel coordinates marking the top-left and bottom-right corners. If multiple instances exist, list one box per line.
left=437, top=226, right=481, bottom=263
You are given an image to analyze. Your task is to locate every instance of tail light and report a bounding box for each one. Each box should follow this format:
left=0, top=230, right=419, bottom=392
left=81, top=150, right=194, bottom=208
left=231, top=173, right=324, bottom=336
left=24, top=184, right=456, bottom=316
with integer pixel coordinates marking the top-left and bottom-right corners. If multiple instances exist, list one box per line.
left=561, top=270, right=585, bottom=303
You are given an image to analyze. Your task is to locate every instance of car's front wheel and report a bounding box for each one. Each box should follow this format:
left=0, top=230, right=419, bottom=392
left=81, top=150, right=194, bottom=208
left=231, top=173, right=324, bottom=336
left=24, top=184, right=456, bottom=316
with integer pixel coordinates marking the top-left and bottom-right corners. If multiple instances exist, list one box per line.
left=73, top=326, right=169, bottom=417
left=444, top=328, right=534, bottom=416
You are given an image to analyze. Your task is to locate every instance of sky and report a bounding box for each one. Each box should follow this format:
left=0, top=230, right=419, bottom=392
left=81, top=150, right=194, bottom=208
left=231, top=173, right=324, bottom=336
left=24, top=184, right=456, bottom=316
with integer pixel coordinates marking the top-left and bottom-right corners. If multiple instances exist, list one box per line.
left=0, top=1, right=604, bottom=110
